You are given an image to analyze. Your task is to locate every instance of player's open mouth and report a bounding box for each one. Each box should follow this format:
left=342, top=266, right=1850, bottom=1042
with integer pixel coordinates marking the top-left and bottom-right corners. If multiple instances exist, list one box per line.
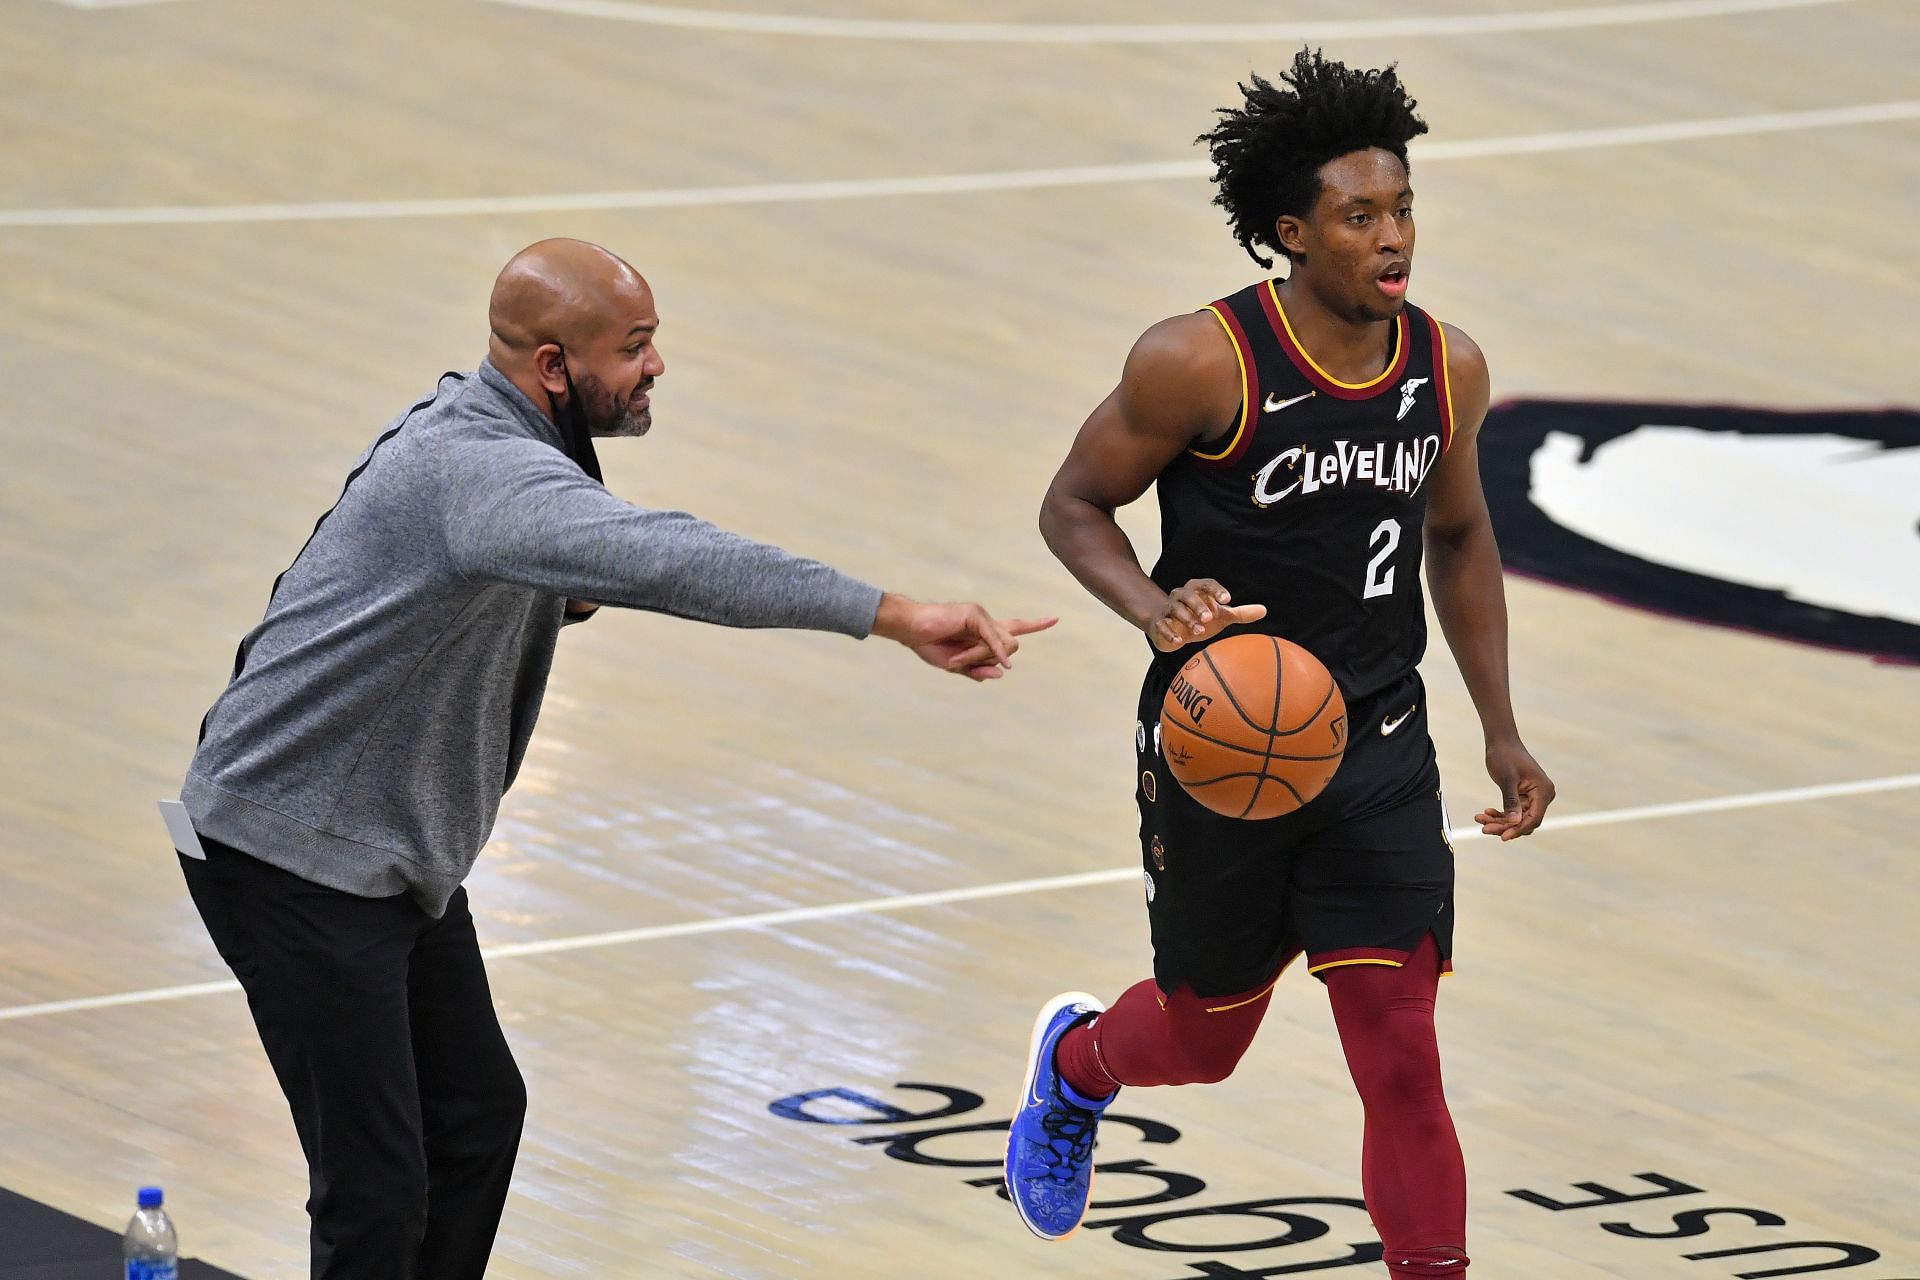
left=1376, top=266, right=1409, bottom=298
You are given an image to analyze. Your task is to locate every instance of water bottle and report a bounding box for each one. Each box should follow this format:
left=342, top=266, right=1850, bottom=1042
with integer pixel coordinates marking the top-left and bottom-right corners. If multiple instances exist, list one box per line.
left=123, top=1186, right=178, bottom=1280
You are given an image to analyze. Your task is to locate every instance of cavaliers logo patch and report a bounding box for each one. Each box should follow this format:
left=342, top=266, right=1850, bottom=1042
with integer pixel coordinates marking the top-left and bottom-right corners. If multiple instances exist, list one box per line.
left=1150, top=835, right=1167, bottom=871
left=1479, top=400, right=1920, bottom=664
left=1141, top=770, right=1158, bottom=803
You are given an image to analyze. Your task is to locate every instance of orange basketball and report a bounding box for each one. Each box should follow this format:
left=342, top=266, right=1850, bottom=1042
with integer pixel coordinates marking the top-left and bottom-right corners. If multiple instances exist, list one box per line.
left=1158, top=633, right=1348, bottom=820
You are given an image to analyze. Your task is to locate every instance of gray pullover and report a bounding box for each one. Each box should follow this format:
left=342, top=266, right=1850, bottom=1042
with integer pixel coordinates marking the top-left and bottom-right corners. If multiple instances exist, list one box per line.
left=182, top=359, right=883, bottom=914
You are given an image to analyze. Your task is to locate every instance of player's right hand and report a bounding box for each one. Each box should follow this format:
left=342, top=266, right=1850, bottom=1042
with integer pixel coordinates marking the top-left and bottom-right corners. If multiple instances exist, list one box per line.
left=1145, top=578, right=1266, bottom=653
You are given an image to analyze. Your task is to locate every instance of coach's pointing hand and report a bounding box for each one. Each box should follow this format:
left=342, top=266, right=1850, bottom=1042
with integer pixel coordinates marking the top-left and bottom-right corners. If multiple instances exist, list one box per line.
left=1146, top=578, right=1267, bottom=653
left=874, top=594, right=1059, bottom=682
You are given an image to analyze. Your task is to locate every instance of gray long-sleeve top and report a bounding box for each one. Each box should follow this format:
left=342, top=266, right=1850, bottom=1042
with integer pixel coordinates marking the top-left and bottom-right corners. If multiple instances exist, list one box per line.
left=182, top=358, right=883, bottom=914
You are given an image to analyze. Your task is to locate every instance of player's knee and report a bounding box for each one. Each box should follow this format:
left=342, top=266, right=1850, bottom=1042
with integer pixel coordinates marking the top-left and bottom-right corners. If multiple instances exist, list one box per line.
left=1172, top=1031, right=1256, bottom=1084
left=1350, top=1036, right=1443, bottom=1108
left=1183, top=1058, right=1238, bottom=1085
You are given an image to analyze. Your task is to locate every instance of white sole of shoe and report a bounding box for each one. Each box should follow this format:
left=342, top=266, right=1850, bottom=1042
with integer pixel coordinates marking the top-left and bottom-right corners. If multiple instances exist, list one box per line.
left=1006, top=990, right=1105, bottom=1242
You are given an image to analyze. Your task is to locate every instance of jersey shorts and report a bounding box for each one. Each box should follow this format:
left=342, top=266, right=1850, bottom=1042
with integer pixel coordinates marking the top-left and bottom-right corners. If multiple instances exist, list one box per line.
left=1134, top=664, right=1455, bottom=997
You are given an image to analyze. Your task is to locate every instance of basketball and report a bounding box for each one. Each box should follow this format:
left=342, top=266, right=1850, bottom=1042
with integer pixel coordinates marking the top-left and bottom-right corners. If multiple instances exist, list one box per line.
left=1159, top=633, right=1348, bottom=820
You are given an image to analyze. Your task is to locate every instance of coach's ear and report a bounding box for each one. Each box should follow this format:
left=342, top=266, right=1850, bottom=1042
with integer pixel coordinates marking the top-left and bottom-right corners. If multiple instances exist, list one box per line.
left=534, top=342, right=571, bottom=397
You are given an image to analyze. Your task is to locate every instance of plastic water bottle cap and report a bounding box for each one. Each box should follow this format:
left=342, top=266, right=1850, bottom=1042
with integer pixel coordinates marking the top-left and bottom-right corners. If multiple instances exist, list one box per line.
left=138, top=1187, right=163, bottom=1208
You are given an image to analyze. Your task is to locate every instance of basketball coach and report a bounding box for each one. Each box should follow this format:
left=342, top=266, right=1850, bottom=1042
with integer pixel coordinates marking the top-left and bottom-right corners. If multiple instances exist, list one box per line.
left=169, top=238, right=1053, bottom=1279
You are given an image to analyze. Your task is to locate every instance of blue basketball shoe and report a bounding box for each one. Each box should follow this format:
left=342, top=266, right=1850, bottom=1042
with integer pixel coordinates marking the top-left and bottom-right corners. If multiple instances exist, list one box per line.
left=1005, top=992, right=1114, bottom=1240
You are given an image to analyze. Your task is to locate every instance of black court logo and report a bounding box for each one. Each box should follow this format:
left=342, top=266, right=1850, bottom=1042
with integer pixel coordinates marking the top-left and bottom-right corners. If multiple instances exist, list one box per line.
left=1478, top=401, right=1920, bottom=665
left=1507, top=1173, right=1915, bottom=1277
left=767, top=1083, right=1916, bottom=1275
left=769, top=1081, right=1386, bottom=1274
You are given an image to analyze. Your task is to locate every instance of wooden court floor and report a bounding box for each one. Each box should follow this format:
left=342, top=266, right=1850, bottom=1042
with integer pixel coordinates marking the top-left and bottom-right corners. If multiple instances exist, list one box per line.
left=2, top=0, right=1916, bottom=1275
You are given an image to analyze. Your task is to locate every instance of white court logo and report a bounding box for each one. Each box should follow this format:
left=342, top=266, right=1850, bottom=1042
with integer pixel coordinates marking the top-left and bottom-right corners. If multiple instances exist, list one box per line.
left=1475, top=401, right=1920, bottom=664
left=1529, top=426, right=1920, bottom=627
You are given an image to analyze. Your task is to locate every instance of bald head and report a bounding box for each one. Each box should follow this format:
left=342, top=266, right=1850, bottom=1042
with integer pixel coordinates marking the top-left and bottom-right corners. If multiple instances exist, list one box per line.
left=488, top=238, right=664, bottom=438
left=489, top=238, right=647, bottom=357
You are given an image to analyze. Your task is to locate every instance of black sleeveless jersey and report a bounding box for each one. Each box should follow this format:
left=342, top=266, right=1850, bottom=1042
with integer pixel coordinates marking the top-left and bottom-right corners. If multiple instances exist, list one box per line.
left=1149, top=279, right=1457, bottom=702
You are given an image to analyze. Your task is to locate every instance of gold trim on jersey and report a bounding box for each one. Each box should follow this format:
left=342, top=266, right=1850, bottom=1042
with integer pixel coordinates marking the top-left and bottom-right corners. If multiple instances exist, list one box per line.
left=1307, top=957, right=1406, bottom=975
left=1435, top=318, right=1456, bottom=450
left=1306, top=953, right=1457, bottom=977
left=1266, top=279, right=1404, bottom=391
left=1190, top=304, right=1252, bottom=462
left=1201, top=956, right=1296, bottom=1013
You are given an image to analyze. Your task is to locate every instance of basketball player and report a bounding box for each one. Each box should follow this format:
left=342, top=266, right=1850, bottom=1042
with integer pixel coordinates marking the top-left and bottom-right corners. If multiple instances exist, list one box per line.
left=174, top=238, right=1053, bottom=1280
left=1005, top=53, right=1554, bottom=1276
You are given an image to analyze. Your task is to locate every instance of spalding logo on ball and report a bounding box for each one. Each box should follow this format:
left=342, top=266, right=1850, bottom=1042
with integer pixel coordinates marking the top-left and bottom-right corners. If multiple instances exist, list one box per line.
left=1159, top=633, right=1347, bottom=820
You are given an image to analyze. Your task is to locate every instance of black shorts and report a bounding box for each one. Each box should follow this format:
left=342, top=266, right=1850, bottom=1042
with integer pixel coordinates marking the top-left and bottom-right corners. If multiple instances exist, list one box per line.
left=1135, top=666, right=1455, bottom=997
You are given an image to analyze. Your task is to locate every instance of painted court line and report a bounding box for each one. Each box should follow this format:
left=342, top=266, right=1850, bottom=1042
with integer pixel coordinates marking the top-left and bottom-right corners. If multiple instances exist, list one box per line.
left=0, top=772, right=1913, bottom=1023
left=1, top=102, right=1914, bottom=229
left=484, top=0, right=1858, bottom=44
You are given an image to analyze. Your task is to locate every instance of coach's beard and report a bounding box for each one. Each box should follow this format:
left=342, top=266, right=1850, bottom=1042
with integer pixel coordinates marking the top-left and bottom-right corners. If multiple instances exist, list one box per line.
left=599, top=401, right=650, bottom=438
left=572, top=372, right=650, bottom=438
left=590, top=381, right=651, bottom=438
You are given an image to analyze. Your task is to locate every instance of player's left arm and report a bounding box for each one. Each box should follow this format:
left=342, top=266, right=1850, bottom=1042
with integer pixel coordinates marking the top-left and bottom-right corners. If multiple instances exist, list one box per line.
left=1422, top=322, right=1556, bottom=841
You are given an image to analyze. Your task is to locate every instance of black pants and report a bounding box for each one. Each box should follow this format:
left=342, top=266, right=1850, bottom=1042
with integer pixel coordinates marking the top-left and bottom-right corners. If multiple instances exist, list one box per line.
left=180, top=839, right=525, bottom=1280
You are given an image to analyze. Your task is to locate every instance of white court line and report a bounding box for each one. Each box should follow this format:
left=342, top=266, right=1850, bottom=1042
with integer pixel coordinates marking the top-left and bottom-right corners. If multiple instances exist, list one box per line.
left=2, top=101, right=1914, bottom=230
left=0, top=772, right=1914, bottom=1024
left=483, top=0, right=1858, bottom=44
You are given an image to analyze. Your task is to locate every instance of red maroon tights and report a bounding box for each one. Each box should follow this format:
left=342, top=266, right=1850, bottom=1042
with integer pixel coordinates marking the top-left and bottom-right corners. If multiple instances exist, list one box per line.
left=1054, top=934, right=1467, bottom=1276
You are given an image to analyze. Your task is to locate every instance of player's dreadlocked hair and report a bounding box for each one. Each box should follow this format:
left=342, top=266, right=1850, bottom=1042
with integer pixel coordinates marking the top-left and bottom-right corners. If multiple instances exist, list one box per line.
left=1198, top=49, right=1429, bottom=268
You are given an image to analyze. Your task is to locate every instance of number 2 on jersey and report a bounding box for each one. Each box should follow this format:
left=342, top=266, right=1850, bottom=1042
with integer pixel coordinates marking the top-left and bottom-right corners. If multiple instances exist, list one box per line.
left=1363, top=518, right=1400, bottom=599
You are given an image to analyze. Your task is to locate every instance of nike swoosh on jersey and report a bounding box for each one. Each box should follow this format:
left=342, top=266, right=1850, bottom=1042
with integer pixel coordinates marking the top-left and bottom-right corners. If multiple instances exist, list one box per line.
left=1380, top=705, right=1417, bottom=735
left=1263, top=390, right=1315, bottom=414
